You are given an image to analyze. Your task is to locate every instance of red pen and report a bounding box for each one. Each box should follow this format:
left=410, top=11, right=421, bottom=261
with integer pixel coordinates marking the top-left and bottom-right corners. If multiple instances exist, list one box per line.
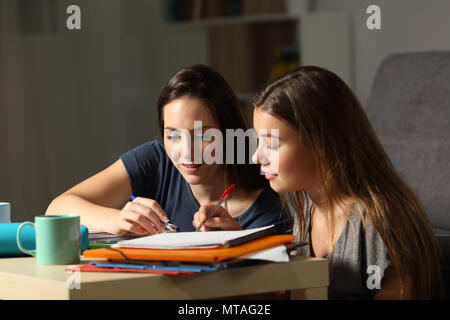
left=196, top=184, right=236, bottom=232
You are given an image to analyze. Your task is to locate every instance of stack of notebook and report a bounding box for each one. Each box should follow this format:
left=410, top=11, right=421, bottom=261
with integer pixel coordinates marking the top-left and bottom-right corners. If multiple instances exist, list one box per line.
left=87, top=230, right=143, bottom=249
left=69, top=225, right=297, bottom=275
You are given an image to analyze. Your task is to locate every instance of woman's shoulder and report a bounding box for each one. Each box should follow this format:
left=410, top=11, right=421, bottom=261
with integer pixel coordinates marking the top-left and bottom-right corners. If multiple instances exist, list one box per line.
left=347, top=209, right=383, bottom=240
left=342, top=210, right=382, bottom=245
left=127, top=140, right=165, bottom=156
left=120, top=140, right=172, bottom=179
left=121, top=140, right=168, bottom=164
left=341, top=210, right=392, bottom=267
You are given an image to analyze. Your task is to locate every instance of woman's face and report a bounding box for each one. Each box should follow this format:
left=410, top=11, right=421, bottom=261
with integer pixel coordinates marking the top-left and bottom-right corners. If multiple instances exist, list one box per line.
left=252, top=108, right=319, bottom=193
left=163, top=97, right=222, bottom=186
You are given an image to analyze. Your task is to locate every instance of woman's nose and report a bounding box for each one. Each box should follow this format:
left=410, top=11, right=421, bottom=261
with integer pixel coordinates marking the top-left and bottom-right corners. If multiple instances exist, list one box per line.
left=251, top=149, right=259, bottom=164
left=177, top=136, right=192, bottom=162
left=180, top=136, right=202, bottom=163
left=252, top=146, right=269, bottom=165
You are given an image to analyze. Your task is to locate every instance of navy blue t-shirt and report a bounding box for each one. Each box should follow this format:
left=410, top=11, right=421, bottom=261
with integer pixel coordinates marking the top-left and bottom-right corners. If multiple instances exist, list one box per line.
left=120, top=140, right=290, bottom=233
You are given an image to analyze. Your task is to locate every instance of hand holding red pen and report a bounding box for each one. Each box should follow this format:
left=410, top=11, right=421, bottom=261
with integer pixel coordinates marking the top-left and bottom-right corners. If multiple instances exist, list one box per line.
left=193, top=203, right=243, bottom=232
left=193, top=184, right=241, bottom=232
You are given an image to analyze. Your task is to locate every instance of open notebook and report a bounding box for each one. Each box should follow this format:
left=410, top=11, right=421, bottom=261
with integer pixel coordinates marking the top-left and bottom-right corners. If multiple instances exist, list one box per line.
left=113, top=225, right=276, bottom=249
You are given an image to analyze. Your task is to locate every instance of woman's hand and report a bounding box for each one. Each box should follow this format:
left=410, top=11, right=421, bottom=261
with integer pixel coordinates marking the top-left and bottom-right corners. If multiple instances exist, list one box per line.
left=193, top=204, right=243, bottom=232
left=109, top=197, right=169, bottom=236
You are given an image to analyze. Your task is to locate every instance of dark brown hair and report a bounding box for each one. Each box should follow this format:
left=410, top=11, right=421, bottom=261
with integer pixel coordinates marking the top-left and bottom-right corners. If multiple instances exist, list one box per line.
left=254, top=66, right=443, bottom=299
left=157, top=64, right=267, bottom=192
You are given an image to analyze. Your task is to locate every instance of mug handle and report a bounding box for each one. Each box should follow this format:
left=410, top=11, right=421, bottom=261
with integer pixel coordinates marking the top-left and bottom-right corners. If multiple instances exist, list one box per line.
left=16, top=222, right=36, bottom=257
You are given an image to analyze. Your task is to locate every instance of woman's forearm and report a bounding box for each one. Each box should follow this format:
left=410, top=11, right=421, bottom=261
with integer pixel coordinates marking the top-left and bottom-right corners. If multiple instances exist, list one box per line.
left=46, top=193, right=120, bottom=234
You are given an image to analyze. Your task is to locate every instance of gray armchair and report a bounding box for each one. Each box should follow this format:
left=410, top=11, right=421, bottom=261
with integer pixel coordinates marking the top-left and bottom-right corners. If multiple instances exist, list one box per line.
left=366, top=51, right=450, bottom=299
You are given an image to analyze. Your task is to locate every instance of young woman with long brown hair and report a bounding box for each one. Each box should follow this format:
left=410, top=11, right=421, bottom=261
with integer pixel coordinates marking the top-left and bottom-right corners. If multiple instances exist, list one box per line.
left=46, top=65, right=289, bottom=235
left=252, top=66, right=442, bottom=299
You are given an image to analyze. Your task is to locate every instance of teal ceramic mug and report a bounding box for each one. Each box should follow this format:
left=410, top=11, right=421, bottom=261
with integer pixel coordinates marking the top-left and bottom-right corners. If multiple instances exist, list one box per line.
left=16, top=215, right=81, bottom=265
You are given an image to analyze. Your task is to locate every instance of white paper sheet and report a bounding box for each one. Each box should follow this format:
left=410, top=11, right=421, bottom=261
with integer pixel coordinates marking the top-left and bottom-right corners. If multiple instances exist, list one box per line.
left=113, top=225, right=274, bottom=249
left=239, top=245, right=289, bottom=262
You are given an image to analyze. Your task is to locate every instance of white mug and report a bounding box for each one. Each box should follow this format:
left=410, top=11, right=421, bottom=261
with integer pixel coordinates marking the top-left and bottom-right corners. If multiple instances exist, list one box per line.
left=0, top=202, right=11, bottom=223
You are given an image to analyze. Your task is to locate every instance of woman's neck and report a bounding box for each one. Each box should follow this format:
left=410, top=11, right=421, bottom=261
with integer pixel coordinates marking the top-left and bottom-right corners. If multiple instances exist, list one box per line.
left=189, top=171, right=227, bottom=206
left=306, top=186, right=354, bottom=220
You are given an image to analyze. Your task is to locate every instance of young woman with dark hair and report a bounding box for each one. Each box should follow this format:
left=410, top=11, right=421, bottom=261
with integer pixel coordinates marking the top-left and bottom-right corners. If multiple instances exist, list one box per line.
left=46, top=65, right=289, bottom=235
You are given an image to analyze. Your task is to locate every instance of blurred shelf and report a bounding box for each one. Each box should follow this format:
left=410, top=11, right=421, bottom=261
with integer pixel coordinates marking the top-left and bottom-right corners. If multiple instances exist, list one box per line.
left=163, top=0, right=351, bottom=125
left=165, top=13, right=299, bottom=29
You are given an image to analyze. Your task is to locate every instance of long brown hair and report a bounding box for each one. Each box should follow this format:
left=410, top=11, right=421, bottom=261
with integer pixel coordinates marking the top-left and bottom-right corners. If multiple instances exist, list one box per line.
left=253, top=66, right=442, bottom=299
left=157, top=64, right=268, bottom=192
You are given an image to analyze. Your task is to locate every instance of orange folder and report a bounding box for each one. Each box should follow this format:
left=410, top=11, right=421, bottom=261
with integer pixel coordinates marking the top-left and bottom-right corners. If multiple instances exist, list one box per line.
left=83, top=234, right=295, bottom=263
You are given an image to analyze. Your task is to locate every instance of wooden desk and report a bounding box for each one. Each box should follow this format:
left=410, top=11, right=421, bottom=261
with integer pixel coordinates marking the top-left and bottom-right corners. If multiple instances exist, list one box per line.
left=0, top=256, right=328, bottom=300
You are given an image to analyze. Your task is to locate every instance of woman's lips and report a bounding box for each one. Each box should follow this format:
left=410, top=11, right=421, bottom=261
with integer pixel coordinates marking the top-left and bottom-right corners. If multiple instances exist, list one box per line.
left=181, top=163, right=202, bottom=174
left=262, top=170, right=278, bottom=180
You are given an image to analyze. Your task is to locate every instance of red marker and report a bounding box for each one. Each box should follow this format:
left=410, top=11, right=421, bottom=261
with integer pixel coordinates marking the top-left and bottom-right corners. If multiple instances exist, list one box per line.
left=196, top=184, right=236, bottom=232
